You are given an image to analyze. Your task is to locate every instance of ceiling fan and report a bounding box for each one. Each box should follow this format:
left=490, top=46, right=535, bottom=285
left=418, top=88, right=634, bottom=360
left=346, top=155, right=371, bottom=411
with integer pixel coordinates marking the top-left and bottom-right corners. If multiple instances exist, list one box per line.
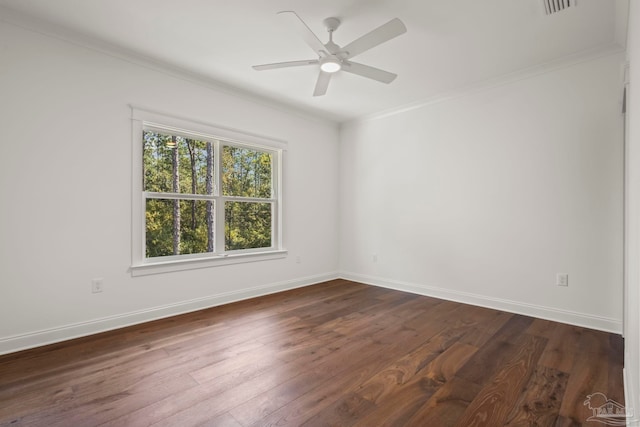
left=252, top=11, right=407, bottom=97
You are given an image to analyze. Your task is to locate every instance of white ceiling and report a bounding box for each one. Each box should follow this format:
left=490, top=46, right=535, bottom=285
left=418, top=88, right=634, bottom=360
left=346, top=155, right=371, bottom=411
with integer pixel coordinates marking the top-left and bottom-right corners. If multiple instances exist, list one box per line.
left=0, top=0, right=629, bottom=123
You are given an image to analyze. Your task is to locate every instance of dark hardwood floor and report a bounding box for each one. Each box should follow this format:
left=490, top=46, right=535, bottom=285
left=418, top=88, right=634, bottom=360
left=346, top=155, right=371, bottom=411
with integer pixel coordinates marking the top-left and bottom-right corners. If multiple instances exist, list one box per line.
left=0, top=280, right=624, bottom=426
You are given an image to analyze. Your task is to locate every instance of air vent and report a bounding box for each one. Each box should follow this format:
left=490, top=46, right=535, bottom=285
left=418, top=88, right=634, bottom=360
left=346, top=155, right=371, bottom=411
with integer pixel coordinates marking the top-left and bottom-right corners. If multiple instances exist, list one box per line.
left=543, top=0, right=576, bottom=15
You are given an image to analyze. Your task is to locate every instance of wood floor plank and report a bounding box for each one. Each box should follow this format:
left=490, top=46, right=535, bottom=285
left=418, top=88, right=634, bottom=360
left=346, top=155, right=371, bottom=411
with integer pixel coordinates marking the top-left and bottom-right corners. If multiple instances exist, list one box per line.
left=538, top=323, right=582, bottom=373
left=228, top=322, right=421, bottom=425
left=526, top=318, right=559, bottom=338
left=554, top=415, right=583, bottom=427
left=109, top=356, right=307, bottom=427
left=352, top=342, right=478, bottom=427
left=354, top=380, right=439, bottom=427
left=0, top=280, right=625, bottom=427
left=300, top=392, right=376, bottom=427
left=248, top=346, right=402, bottom=427
left=457, top=308, right=512, bottom=348
left=453, top=333, right=548, bottom=426
left=404, top=375, right=481, bottom=427
left=454, top=316, right=533, bottom=387
left=503, top=365, right=569, bottom=426
left=48, top=373, right=197, bottom=427
left=0, top=348, right=173, bottom=421
left=357, top=338, right=476, bottom=406
left=608, top=333, right=626, bottom=405
left=248, top=300, right=469, bottom=426
left=558, top=328, right=615, bottom=424
left=196, top=413, right=244, bottom=427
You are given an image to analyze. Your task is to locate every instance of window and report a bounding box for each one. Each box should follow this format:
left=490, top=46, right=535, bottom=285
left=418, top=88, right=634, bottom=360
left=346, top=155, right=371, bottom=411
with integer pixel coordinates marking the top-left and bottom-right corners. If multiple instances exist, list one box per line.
left=131, top=107, right=286, bottom=275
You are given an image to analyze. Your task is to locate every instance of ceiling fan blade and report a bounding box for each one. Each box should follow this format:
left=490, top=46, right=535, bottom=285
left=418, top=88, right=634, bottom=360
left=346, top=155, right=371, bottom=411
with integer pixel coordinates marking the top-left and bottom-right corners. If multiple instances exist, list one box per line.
left=343, top=18, right=407, bottom=59
left=342, top=61, right=397, bottom=84
left=313, top=71, right=332, bottom=96
left=253, top=59, right=318, bottom=71
left=278, top=11, right=328, bottom=57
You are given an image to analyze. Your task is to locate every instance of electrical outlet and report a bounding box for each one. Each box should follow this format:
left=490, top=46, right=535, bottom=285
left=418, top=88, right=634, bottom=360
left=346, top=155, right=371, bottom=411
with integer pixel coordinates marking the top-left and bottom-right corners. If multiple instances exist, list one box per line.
left=373, top=254, right=378, bottom=263
left=556, top=274, right=569, bottom=287
left=92, top=278, right=104, bottom=293
left=296, top=256, right=301, bottom=264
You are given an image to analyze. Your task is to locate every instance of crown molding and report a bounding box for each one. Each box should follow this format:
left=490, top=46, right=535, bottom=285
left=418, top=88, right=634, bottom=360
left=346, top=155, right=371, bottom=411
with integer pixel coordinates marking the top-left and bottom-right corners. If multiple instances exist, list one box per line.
left=0, top=5, right=341, bottom=127
left=1, top=4, right=627, bottom=128
left=344, top=43, right=626, bottom=126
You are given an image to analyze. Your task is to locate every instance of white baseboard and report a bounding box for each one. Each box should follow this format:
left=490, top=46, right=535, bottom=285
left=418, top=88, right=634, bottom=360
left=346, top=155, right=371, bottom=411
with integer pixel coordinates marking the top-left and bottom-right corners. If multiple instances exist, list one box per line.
left=0, top=272, right=340, bottom=356
left=340, top=271, right=623, bottom=334
left=1, top=271, right=622, bottom=356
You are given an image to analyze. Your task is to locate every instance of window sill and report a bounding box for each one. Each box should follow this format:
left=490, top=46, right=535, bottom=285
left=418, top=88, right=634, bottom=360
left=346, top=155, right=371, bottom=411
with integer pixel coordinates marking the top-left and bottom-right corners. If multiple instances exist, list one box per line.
left=130, top=250, right=288, bottom=277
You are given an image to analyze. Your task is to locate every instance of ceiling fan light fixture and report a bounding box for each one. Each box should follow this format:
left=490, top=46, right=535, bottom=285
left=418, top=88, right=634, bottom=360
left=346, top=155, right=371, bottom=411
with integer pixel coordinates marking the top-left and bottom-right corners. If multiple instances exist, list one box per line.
left=320, top=58, right=341, bottom=73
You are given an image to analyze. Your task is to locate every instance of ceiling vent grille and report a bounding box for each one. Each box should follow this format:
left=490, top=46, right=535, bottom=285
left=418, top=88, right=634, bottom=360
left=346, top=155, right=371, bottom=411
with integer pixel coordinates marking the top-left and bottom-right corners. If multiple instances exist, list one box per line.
left=543, top=0, right=576, bottom=15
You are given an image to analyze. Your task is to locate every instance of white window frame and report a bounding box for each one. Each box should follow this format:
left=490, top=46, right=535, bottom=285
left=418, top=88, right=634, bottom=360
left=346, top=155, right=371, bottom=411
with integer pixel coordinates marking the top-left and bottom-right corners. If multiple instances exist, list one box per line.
left=130, top=106, right=286, bottom=276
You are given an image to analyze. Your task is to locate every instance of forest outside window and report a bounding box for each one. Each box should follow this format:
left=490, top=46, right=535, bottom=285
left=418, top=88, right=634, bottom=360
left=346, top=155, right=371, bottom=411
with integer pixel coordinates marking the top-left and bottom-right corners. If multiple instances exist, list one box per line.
left=131, top=107, right=285, bottom=274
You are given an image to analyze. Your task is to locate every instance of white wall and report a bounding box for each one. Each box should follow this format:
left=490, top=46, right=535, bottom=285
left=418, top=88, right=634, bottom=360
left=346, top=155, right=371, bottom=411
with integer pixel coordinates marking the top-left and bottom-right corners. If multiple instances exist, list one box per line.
left=340, top=52, right=625, bottom=333
left=0, top=21, right=340, bottom=354
left=625, top=1, right=640, bottom=423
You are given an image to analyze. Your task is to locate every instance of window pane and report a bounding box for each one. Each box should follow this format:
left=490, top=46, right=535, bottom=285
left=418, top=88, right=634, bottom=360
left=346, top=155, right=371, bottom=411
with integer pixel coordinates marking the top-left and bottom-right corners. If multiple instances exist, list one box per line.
left=146, top=198, right=215, bottom=258
left=222, top=146, right=272, bottom=198
left=143, top=131, right=214, bottom=195
left=225, top=201, right=272, bottom=250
